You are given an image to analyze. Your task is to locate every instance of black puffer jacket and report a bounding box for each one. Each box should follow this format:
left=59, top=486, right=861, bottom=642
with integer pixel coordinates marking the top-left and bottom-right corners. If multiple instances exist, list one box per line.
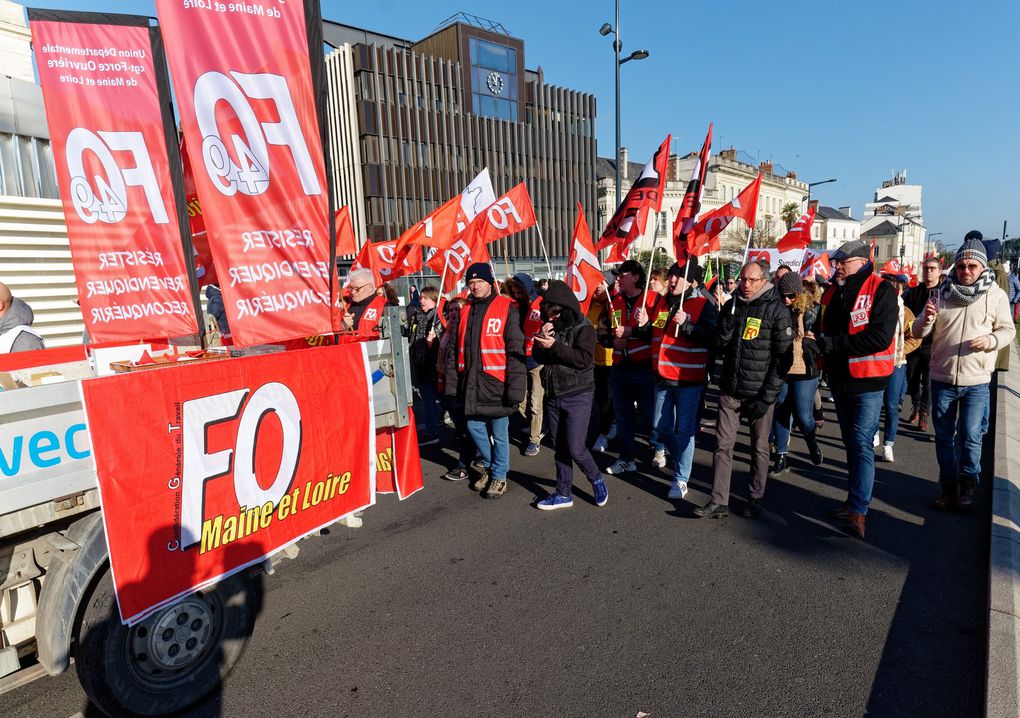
left=453, top=290, right=526, bottom=417
left=716, top=284, right=792, bottom=402
left=532, top=280, right=595, bottom=399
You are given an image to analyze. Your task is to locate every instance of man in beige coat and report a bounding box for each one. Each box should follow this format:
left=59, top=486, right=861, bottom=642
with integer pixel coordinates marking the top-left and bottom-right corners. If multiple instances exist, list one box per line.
left=913, top=236, right=1016, bottom=510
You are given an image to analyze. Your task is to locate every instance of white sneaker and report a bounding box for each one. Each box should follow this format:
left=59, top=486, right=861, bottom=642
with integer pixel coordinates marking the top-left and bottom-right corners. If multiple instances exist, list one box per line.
left=607, top=422, right=618, bottom=440
left=652, top=449, right=667, bottom=468
left=668, top=480, right=689, bottom=500
left=592, top=434, right=609, bottom=452
left=877, top=444, right=894, bottom=462
left=606, top=459, right=636, bottom=475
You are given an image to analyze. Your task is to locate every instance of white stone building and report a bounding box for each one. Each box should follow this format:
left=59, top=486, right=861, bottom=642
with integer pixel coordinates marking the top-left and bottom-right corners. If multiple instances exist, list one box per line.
left=810, top=204, right=861, bottom=251
left=860, top=170, right=927, bottom=268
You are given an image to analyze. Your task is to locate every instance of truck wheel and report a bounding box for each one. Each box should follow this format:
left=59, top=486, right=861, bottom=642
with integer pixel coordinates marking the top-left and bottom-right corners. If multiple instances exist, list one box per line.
left=74, top=567, right=261, bottom=717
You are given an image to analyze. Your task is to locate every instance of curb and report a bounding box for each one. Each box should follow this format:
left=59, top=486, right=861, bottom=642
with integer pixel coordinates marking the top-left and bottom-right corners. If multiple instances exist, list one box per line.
left=988, top=339, right=1020, bottom=718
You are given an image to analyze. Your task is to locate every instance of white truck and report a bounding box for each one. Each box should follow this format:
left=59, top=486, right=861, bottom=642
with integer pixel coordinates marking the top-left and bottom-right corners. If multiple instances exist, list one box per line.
left=0, top=308, right=412, bottom=716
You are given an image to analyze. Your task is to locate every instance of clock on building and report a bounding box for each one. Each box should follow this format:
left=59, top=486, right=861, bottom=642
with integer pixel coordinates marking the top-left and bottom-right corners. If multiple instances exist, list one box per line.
left=485, top=71, right=504, bottom=96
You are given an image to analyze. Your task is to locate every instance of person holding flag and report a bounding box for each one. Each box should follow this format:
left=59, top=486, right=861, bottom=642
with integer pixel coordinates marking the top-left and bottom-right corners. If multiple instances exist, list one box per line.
left=650, top=259, right=718, bottom=501
left=451, top=262, right=526, bottom=499
left=343, top=268, right=388, bottom=337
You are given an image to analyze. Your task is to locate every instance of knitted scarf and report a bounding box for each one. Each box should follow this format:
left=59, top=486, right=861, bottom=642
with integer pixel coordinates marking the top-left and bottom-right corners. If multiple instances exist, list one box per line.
left=941, top=268, right=996, bottom=306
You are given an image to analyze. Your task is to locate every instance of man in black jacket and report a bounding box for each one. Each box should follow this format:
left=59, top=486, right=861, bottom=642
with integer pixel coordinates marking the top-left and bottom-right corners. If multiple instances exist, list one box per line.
left=695, top=261, right=792, bottom=519
left=902, top=256, right=942, bottom=431
left=531, top=280, right=608, bottom=510
left=454, top=263, right=526, bottom=499
left=817, top=239, right=898, bottom=539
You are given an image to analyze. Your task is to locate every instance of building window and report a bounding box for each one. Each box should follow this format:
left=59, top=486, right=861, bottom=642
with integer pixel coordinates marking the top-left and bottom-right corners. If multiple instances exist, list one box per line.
left=468, top=37, right=519, bottom=123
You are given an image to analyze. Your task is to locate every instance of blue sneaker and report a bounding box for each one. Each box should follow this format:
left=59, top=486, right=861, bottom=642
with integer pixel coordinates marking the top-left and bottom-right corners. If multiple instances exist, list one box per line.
left=592, top=478, right=608, bottom=507
left=524, top=442, right=541, bottom=457
left=536, top=493, right=573, bottom=511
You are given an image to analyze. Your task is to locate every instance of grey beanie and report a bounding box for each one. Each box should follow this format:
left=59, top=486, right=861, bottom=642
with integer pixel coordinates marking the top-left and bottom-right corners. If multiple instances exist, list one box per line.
left=777, top=271, right=804, bottom=296
left=955, top=238, right=987, bottom=267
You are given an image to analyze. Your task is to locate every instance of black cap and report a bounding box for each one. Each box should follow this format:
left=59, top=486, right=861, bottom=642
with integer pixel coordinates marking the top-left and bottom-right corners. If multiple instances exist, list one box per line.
left=667, top=260, right=703, bottom=283
left=464, top=262, right=494, bottom=284
left=611, top=259, right=646, bottom=281
left=831, top=239, right=870, bottom=261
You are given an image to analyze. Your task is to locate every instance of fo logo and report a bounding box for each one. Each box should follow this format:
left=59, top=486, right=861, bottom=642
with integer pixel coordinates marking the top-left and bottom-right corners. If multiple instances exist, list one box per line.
left=194, top=71, right=321, bottom=198
left=486, top=318, right=503, bottom=334
left=365, top=308, right=378, bottom=321
left=65, top=128, right=168, bottom=225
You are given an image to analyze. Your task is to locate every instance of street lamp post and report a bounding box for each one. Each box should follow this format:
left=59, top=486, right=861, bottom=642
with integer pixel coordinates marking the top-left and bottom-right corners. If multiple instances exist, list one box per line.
left=600, top=3, right=649, bottom=209
left=927, top=231, right=943, bottom=259
left=804, top=178, right=838, bottom=210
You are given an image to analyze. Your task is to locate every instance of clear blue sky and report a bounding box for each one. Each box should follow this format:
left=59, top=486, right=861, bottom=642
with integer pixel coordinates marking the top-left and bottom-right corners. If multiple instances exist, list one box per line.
left=32, top=0, right=1020, bottom=251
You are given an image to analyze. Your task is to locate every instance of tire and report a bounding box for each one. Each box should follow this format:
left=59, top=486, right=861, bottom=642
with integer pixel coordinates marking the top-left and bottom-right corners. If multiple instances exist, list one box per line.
left=74, top=567, right=261, bottom=717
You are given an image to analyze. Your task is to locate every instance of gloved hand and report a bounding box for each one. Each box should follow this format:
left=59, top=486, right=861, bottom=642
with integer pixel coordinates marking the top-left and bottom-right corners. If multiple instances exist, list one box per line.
left=742, top=398, right=770, bottom=422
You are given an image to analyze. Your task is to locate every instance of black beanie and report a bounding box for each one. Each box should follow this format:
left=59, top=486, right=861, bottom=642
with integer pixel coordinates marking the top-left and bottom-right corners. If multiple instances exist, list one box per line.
left=465, top=262, right=494, bottom=284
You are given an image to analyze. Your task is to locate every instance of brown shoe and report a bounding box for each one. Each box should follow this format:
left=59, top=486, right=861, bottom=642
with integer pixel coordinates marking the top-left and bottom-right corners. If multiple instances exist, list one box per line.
left=933, top=484, right=956, bottom=511
left=918, top=411, right=929, bottom=432
left=907, top=407, right=920, bottom=425
left=828, top=502, right=851, bottom=520
left=957, top=478, right=975, bottom=509
left=845, top=512, right=866, bottom=539
left=469, top=469, right=490, bottom=492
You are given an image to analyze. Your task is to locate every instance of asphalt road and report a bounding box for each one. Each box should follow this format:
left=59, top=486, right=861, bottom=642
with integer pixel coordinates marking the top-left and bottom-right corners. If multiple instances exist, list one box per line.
left=1, top=391, right=989, bottom=718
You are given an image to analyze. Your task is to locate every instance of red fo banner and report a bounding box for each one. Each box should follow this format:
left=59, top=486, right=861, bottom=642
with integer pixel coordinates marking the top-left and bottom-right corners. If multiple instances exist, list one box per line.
left=564, top=204, right=603, bottom=315
left=375, top=411, right=425, bottom=499
left=30, top=15, right=198, bottom=342
left=156, top=0, right=333, bottom=347
left=81, top=344, right=376, bottom=624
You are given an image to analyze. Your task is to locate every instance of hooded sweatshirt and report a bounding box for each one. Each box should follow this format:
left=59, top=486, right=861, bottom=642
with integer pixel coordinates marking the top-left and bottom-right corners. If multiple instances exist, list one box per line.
left=0, top=297, right=44, bottom=353
left=532, top=280, right=595, bottom=398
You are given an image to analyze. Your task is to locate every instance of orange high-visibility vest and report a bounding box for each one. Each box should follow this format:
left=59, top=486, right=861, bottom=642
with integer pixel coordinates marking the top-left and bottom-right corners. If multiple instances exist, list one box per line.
left=457, top=294, right=513, bottom=382
left=652, top=294, right=710, bottom=382
left=610, top=292, right=657, bottom=363
left=354, top=294, right=388, bottom=338
left=821, top=273, right=894, bottom=378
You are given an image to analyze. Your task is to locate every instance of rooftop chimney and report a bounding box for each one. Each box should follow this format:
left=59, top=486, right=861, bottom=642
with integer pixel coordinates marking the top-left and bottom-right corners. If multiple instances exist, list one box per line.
left=809, top=199, right=820, bottom=213
left=838, top=206, right=853, bottom=218
left=719, top=146, right=737, bottom=161
left=759, top=160, right=774, bottom=175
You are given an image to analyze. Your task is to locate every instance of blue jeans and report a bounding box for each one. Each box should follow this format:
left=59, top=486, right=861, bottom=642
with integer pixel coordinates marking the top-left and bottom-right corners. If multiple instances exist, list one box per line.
left=931, top=381, right=990, bottom=486
left=832, top=390, right=884, bottom=515
left=881, top=365, right=907, bottom=445
left=466, top=415, right=510, bottom=480
left=610, top=366, right=661, bottom=462
left=653, top=383, right=703, bottom=483
left=772, top=377, right=819, bottom=455
left=415, top=381, right=440, bottom=436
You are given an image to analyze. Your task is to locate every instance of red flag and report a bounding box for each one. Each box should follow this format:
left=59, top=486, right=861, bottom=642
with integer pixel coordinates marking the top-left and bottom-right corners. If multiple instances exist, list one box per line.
left=468, top=183, right=537, bottom=244
left=880, top=259, right=902, bottom=275
left=596, top=135, right=671, bottom=258
left=776, top=206, right=816, bottom=253
left=686, top=174, right=763, bottom=257
left=335, top=206, right=357, bottom=256
left=563, top=204, right=603, bottom=315
left=351, top=240, right=421, bottom=285
left=424, top=229, right=491, bottom=293
left=393, top=195, right=462, bottom=253
left=800, top=250, right=831, bottom=280
left=672, top=123, right=713, bottom=259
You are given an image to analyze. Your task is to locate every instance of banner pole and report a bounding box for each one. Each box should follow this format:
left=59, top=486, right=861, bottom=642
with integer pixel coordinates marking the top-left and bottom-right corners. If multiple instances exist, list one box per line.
left=534, top=221, right=554, bottom=278
left=639, top=214, right=661, bottom=310
left=502, top=236, right=512, bottom=280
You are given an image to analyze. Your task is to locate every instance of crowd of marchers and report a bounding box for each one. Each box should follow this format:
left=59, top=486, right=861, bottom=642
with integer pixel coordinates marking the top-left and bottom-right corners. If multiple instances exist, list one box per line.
left=381, top=231, right=1015, bottom=540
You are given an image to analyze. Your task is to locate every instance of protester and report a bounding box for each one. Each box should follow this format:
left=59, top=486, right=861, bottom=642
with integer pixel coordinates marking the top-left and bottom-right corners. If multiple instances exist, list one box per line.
left=507, top=272, right=545, bottom=456
left=648, top=269, right=667, bottom=296
left=205, top=284, right=230, bottom=337
left=817, top=239, right=898, bottom=539
left=438, top=298, right=477, bottom=482
left=1009, top=265, right=1020, bottom=322
left=695, top=261, right=791, bottom=519
left=903, top=256, right=942, bottom=432
left=774, top=264, right=792, bottom=281
left=0, top=283, right=44, bottom=353
left=874, top=273, right=921, bottom=462
left=769, top=272, right=824, bottom=477
left=652, top=260, right=718, bottom=500
left=452, top=263, right=526, bottom=499
left=724, top=276, right=737, bottom=298
left=408, top=286, right=442, bottom=445
left=588, top=282, right=616, bottom=452
left=344, top=268, right=388, bottom=337
left=605, top=259, right=664, bottom=474
left=530, top=280, right=609, bottom=509
left=913, top=237, right=1015, bottom=510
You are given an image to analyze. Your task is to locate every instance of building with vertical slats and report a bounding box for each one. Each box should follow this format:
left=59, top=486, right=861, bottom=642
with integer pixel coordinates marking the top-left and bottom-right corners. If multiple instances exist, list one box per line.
left=322, top=13, right=598, bottom=266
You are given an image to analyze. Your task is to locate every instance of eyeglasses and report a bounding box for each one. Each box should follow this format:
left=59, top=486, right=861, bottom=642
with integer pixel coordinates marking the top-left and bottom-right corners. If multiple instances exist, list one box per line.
left=350, top=283, right=371, bottom=292
left=782, top=293, right=798, bottom=300
left=739, top=276, right=765, bottom=283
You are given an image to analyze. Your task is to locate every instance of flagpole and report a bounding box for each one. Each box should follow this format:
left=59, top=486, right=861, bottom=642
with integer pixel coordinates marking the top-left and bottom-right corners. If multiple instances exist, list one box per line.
left=534, top=221, right=554, bottom=278
left=502, top=236, right=512, bottom=280
left=640, top=214, right=662, bottom=310
left=438, top=253, right=451, bottom=299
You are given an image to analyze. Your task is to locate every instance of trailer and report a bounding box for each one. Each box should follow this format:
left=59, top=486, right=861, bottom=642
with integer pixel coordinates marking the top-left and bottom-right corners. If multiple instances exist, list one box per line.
left=0, top=308, right=412, bottom=716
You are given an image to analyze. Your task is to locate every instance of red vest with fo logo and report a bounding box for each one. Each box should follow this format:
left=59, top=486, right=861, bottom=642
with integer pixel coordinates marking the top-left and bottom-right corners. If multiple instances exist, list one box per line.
left=522, top=296, right=544, bottom=357
left=821, top=273, right=894, bottom=378
left=651, top=294, right=710, bottom=382
left=355, top=294, right=388, bottom=338
left=610, top=292, right=658, bottom=363
left=457, top=294, right=513, bottom=383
